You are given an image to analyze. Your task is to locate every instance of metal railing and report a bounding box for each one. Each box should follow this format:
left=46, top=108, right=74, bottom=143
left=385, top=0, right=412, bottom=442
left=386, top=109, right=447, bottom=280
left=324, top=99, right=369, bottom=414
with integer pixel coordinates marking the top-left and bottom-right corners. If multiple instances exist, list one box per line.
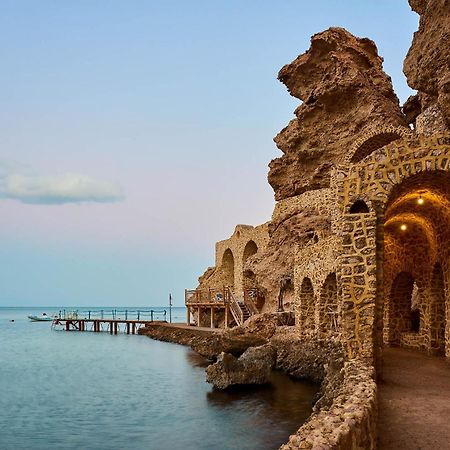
left=185, top=287, right=231, bottom=305
left=57, top=309, right=168, bottom=322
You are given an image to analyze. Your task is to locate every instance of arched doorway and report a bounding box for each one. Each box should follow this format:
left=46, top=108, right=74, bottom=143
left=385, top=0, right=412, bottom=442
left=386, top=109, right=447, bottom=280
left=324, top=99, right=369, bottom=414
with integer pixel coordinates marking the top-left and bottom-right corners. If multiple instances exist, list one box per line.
left=221, top=249, right=235, bottom=287
left=383, top=171, right=450, bottom=355
left=319, top=273, right=338, bottom=334
left=386, top=272, right=416, bottom=346
left=242, top=240, right=258, bottom=289
left=299, top=277, right=314, bottom=333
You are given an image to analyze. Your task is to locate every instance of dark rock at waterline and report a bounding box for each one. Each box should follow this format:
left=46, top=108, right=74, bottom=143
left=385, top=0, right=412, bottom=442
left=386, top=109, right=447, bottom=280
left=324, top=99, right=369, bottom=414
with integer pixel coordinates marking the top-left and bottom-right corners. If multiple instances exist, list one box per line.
left=190, top=333, right=267, bottom=359
left=206, top=344, right=277, bottom=390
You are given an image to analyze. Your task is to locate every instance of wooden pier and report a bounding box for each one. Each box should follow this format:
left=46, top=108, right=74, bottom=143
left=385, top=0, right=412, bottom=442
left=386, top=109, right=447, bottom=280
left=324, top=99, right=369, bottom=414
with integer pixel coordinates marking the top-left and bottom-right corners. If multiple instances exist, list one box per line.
left=52, top=309, right=168, bottom=335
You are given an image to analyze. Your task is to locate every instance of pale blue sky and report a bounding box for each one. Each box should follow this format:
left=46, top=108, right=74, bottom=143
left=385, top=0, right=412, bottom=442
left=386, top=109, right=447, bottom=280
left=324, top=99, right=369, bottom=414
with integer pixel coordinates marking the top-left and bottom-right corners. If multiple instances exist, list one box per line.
left=0, top=1, right=418, bottom=306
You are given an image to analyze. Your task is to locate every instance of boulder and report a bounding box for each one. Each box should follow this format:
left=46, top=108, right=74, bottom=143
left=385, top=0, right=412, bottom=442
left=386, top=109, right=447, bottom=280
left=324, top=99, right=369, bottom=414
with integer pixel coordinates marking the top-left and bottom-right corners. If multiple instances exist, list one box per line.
left=205, top=344, right=277, bottom=389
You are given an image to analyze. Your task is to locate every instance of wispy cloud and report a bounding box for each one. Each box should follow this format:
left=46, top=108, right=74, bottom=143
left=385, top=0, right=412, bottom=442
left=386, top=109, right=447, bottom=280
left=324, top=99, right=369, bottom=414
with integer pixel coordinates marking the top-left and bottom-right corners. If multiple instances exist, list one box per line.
left=0, top=163, right=124, bottom=205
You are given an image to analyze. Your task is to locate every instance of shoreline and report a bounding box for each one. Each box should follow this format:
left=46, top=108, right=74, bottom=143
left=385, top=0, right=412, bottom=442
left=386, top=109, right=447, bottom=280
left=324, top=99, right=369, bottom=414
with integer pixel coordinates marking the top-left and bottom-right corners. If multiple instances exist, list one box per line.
left=140, top=317, right=377, bottom=449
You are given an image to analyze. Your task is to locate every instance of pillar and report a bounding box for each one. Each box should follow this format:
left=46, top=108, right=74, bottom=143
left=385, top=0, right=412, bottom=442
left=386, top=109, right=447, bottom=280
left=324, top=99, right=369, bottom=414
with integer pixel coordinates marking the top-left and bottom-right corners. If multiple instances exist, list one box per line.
left=210, top=307, right=214, bottom=328
left=197, top=307, right=201, bottom=327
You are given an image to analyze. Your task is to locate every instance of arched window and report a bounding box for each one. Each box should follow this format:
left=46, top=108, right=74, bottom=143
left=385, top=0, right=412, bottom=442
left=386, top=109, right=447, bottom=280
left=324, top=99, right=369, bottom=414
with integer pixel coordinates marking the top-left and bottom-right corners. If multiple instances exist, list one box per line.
left=349, top=199, right=370, bottom=214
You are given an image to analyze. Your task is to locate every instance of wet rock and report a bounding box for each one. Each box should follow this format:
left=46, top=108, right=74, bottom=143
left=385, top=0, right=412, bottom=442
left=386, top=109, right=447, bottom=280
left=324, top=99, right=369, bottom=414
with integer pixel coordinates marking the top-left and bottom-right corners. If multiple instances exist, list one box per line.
left=191, top=313, right=279, bottom=358
left=190, top=333, right=267, bottom=360
left=269, top=27, right=408, bottom=200
left=205, top=344, right=277, bottom=389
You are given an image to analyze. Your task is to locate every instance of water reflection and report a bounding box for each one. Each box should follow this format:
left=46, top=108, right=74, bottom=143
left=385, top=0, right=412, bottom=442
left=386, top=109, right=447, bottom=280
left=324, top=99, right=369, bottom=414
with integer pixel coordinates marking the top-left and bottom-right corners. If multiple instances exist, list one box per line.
left=186, top=348, right=319, bottom=446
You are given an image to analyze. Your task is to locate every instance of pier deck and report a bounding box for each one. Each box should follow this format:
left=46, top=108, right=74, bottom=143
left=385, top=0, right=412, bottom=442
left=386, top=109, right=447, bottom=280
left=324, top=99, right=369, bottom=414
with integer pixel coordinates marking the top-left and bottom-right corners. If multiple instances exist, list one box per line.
left=52, top=309, right=169, bottom=334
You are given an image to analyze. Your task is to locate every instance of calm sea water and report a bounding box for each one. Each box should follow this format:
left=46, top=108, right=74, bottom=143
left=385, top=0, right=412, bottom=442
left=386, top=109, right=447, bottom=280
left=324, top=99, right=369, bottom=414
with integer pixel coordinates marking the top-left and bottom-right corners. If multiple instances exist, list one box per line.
left=0, top=307, right=317, bottom=450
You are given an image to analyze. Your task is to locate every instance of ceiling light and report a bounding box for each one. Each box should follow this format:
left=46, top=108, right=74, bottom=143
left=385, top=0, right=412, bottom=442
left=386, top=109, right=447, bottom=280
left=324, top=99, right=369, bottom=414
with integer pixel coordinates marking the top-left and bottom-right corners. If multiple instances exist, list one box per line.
left=400, top=224, right=407, bottom=231
left=417, top=196, right=424, bottom=205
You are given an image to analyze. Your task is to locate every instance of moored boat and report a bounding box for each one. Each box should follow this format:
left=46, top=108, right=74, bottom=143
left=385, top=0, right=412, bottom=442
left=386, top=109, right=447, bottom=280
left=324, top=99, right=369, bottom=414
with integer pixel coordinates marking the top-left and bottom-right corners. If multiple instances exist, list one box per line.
left=28, top=314, right=53, bottom=322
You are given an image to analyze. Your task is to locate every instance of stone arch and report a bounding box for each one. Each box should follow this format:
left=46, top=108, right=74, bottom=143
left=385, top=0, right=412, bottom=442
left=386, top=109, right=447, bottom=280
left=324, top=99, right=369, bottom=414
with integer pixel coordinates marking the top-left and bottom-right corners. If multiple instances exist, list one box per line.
left=339, top=135, right=450, bottom=362
left=221, top=248, right=235, bottom=287
left=242, top=240, right=258, bottom=289
left=319, top=273, right=339, bottom=333
left=243, top=240, right=258, bottom=263
left=430, top=263, right=446, bottom=354
left=388, top=272, right=416, bottom=345
left=347, top=126, right=410, bottom=164
left=299, top=277, right=315, bottom=332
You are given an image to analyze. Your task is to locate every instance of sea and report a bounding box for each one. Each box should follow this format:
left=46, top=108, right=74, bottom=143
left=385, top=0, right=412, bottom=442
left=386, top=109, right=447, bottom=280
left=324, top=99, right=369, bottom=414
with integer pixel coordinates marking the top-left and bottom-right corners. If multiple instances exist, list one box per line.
left=0, top=306, right=318, bottom=450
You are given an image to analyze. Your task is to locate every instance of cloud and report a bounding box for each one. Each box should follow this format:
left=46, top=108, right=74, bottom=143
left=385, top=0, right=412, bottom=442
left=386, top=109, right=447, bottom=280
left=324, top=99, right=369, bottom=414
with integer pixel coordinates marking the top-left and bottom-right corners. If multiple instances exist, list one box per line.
left=1, top=172, right=124, bottom=205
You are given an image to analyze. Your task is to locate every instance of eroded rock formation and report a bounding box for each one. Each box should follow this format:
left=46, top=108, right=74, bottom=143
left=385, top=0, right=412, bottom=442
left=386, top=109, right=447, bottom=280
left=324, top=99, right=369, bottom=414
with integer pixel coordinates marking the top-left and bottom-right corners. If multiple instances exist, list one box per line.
left=205, top=343, right=277, bottom=389
left=269, top=27, right=408, bottom=201
left=403, top=0, right=450, bottom=133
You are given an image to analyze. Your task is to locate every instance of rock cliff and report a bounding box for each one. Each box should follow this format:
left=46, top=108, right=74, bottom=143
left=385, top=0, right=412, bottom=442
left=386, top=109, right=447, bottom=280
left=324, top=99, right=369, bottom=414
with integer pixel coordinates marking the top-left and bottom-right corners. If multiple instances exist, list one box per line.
left=268, top=27, right=408, bottom=201
left=403, top=0, right=450, bottom=134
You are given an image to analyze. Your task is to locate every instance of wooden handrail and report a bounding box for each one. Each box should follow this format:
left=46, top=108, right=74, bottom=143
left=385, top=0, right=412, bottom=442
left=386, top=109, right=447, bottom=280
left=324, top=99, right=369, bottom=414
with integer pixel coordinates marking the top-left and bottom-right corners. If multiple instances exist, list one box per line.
left=227, top=288, right=244, bottom=326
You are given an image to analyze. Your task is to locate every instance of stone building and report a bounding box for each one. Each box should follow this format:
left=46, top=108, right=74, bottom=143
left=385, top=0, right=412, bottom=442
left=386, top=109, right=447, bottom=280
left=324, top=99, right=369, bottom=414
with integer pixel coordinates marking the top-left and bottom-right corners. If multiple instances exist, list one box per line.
left=186, top=0, right=450, bottom=369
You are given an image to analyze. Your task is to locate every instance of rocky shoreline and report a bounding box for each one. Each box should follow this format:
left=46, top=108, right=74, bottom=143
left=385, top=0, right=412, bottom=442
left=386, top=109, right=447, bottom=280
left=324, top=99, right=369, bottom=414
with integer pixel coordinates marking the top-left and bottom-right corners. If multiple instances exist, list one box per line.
left=140, top=314, right=377, bottom=449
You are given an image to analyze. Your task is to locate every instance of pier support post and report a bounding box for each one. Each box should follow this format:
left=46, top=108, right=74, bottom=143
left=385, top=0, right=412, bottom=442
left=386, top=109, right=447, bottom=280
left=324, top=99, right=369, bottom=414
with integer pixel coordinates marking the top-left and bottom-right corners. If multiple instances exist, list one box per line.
left=126, top=323, right=130, bottom=334
left=65, top=321, right=70, bottom=331
left=197, top=307, right=201, bottom=327
left=110, top=322, right=113, bottom=334
left=132, top=323, right=136, bottom=334
left=210, top=307, right=214, bottom=329
left=225, top=305, right=228, bottom=329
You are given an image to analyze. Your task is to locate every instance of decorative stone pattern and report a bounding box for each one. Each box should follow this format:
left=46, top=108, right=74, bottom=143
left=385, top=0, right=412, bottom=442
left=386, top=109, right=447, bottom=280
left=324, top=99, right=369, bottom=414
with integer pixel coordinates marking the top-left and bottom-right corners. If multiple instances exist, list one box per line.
left=337, top=134, right=450, bottom=362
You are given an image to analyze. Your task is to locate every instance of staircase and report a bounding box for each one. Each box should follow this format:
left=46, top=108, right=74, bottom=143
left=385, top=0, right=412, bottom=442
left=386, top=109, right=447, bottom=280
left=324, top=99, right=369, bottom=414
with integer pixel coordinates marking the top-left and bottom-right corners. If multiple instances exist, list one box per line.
left=239, top=301, right=251, bottom=323
left=226, top=288, right=257, bottom=326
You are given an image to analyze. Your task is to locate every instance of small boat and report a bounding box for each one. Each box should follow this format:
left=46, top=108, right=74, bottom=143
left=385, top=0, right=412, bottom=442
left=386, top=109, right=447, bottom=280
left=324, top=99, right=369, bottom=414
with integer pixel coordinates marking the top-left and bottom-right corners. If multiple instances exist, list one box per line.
left=28, top=314, right=53, bottom=322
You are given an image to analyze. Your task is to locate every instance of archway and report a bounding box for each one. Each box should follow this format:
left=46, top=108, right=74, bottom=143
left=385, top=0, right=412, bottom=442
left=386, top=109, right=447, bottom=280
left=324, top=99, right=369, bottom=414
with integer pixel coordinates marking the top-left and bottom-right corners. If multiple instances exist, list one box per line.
left=242, top=240, right=258, bottom=289
left=221, top=249, right=235, bottom=287
left=319, top=273, right=338, bottom=334
left=383, top=171, right=450, bottom=355
left=299, top=277, right=314, bottom=332
left=430, top=263, right=445, bottom=355
left=386, top=272, right=416, bottom=346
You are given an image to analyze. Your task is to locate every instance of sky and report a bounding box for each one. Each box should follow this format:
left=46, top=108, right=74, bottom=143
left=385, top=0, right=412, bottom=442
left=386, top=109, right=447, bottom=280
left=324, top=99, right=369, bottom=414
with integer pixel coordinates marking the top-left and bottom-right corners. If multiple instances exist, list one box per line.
left=0, top=1, right=418, bottom=307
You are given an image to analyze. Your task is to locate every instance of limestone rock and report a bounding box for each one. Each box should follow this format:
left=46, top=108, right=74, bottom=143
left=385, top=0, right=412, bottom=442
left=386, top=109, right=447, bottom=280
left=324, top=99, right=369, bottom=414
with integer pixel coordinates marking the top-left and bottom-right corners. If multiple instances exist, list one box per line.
left=268, top=27, right=408, bottom=200
left=205, top=344, right=277, bottom=389
left=403, top=0, right=450, bottom=130
left=190, top=333, right=267, bottom=360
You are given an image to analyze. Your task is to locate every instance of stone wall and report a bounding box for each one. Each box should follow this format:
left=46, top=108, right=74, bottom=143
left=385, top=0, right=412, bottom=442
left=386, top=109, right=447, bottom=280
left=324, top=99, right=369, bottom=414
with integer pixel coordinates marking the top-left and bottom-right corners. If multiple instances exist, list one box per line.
left=280, top=359, right=377, bottom=450
left=198, top=223, right=269, bottom=295
left=271, top=329, right=377, bottom=450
